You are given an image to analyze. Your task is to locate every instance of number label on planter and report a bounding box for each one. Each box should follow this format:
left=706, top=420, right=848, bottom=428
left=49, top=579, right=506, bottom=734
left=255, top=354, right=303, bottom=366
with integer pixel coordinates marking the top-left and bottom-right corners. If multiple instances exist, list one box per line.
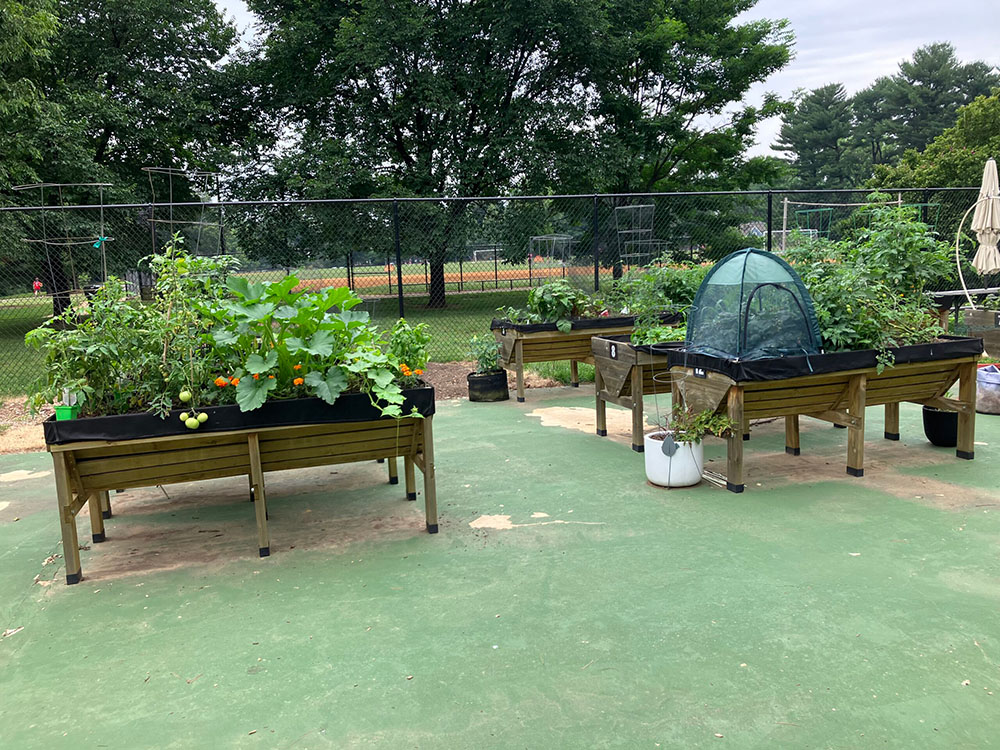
left=609, top=343, right=618, bottom=360
left=500, top=328, right=507, bottom=336
left=994, top=312, right=1000, bottom=328
left=693, top=367, right=707, bottom=379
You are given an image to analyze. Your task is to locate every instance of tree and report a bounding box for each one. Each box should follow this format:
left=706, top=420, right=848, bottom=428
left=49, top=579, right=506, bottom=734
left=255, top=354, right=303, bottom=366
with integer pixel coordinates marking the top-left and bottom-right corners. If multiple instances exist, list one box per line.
left=248, top=0, right=605, bottom=306
left=248, top=0, right=793, bottom=306
left=0, top=0, right=60, bottom=188
left=38, top=0, right=250, bottom=195
left=589, top=0, right=792, bottom=193
left=851, top=77, right=896, bottom=167
left=886, top=43, right=999, bottom=155
left=775, top=84, right=864, bottom=187
left=871, top=94, right=1000, bottom=189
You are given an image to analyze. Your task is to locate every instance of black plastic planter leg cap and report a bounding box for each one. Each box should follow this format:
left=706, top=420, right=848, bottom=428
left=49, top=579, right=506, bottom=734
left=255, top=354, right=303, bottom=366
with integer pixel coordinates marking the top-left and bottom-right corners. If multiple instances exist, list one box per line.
left=846, top=466, right=864, bottom=477
left=259, top=546, right=270, bottom=557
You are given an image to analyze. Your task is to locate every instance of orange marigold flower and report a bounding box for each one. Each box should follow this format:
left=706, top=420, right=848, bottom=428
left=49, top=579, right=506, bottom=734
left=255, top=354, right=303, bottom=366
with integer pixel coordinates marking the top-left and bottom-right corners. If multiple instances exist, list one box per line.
left=293, top=377, right=304, bottom=386
left=252, top=373, right=260, bottom=380
left=268, top=375, right=275, bottom=379
left=230, top=377, right=240, bottom=386
left=414, top=369, right=423, bottom=375
left=293, top=364, right=302, bottom=371
left=214, top=376, right=228, bottom=387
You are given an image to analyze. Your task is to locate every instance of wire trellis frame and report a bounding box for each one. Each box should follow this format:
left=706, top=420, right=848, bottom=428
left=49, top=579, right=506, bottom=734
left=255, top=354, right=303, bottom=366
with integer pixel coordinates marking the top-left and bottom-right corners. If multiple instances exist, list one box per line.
left=142, top=166, right=224, bottom=255
left=11, top=181, right=114, bottom=288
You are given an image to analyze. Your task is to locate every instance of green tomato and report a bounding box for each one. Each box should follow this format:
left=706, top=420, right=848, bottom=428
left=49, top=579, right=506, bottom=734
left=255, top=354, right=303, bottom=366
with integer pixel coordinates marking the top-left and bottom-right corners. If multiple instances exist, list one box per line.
left=179, top=412, right=189, bottom=422
left=185, top=417, right=200, bottom=430
left=197, top=412, right=208, bottom=423
left=179, top=390, right=192, bottom=403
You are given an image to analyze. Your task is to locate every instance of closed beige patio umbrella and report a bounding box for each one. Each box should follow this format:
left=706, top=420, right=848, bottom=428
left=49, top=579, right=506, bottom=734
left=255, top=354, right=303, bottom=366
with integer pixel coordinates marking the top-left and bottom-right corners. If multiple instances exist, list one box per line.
left=971, top=158, right=1000, bottom=275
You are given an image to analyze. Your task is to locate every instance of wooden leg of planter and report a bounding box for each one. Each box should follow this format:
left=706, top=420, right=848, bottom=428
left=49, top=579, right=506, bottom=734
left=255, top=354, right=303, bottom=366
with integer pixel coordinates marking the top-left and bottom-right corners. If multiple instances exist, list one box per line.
left=846, top=374, right=866, bottom=477
left=515, top=341, right=525, bottom=402
left=247, top=434, right=270, bottom=557
left=884, top=402, right=900, bottom=441
left=570, top=359, right=580, bottom=387
left=88, top=493, right=106, bottom=543
left=631, top=365, right=644, bottom=452
left=957, top=362, right=977, bottom=460
left=784, top=415, right=800, bottom=455
left=595, top=363, right=607, bottom=437
left=387, top=456, right=399, bottom=485
left=99, top=489, right=112, bottom=519
left=726, top=386, right=744, bottom=493
left=53, top=452, right=82, bottom=584
left=421, top=416, right=438, bottom=533
left=404, top=456, right=417, bottom=501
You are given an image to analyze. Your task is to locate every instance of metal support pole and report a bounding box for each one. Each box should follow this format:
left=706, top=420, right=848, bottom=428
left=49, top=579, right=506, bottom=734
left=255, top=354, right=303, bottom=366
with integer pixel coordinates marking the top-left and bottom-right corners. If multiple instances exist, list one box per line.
left=766, top=191, right=773, bottom=253
left=593, top=195, right=600, bottom=292
left=393, top=200, right=404, bottom=319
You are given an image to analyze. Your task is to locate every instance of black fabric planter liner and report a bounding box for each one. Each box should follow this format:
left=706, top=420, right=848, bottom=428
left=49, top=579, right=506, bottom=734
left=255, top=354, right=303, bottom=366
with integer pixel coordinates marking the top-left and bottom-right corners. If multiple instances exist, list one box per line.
left=44, top=387, right=435, bottom=445
left=664, top=337, right=983, bottom=383
left=491, top=311, right=680, bottom=334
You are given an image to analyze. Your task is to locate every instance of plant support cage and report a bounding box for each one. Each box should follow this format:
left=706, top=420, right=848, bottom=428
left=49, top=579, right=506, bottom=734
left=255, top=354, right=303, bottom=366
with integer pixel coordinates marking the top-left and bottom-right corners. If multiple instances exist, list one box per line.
left=685, top=247, right=822, bottom=360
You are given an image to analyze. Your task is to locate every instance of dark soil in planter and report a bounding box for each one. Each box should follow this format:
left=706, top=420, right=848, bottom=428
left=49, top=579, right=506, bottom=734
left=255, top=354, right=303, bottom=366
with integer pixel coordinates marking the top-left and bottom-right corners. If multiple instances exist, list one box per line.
left=468, top=370, right=509, bottom=402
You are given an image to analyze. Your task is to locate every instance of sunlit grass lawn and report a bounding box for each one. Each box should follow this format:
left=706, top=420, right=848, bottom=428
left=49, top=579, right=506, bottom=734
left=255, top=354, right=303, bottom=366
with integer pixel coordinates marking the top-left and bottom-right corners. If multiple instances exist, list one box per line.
left=0, top=298, right=51, bottom=397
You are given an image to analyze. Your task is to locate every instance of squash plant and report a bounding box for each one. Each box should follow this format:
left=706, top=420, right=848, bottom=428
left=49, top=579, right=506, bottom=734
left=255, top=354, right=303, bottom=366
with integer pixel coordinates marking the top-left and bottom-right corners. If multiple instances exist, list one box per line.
left=204, top=276, right=424, bottom=417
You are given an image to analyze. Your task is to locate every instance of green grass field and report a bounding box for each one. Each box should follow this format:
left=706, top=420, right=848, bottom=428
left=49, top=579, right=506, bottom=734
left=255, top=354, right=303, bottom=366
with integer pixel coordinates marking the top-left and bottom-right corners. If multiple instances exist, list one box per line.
left=0, top=299, right=51, bottom=396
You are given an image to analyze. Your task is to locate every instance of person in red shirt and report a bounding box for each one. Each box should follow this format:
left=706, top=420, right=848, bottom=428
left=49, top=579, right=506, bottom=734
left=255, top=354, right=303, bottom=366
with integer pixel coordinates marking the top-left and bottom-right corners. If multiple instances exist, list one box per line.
left=32, top=277, right=42, bottom=296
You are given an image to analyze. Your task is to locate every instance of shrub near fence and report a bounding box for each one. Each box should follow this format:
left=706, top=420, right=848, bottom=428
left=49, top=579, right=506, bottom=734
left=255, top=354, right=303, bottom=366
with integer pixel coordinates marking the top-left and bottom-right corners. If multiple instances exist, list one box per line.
left=0, top=188, right=981, bottom=396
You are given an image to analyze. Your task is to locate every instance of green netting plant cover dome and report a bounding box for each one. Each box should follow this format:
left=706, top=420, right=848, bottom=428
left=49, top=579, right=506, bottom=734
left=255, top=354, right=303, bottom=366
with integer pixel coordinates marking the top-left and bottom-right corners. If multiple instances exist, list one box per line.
left=686, top=248, right=822, bottom=360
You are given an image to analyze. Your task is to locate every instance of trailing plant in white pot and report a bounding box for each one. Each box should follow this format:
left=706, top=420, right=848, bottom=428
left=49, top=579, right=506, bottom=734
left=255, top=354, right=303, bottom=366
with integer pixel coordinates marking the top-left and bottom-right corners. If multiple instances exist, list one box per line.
left=645, top=408, right=735, bottom=488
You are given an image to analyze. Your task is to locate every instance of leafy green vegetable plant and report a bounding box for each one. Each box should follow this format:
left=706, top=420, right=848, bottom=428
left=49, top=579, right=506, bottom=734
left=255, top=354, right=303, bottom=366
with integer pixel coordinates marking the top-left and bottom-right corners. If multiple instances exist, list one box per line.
left=26, top=240, right=431, bottom=421
left=666, top=408, right=735, bottom=444
left=467, top=335, right=502, bottom=373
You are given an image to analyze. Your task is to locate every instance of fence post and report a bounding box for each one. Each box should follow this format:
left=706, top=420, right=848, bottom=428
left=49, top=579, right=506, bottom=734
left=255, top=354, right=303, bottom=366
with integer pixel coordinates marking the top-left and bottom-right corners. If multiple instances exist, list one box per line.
left=592, top=195, right=600, bottom=292
left=766, top=191, right=773, bottom=253
left=393, top=199, right=404, bottom=319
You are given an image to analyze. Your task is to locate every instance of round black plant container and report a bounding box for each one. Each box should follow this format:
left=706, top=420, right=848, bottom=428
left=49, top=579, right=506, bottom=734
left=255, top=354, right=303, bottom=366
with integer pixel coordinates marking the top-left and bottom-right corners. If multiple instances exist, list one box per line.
left=468, top=370, right=509, bottom=402
left=922, top=405, right=958, bottom=447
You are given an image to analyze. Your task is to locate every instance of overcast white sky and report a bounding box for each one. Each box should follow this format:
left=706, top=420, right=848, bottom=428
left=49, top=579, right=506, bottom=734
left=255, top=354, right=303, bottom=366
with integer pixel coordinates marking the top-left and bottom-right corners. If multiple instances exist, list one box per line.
left=214, top=0, right=1000, bottom=157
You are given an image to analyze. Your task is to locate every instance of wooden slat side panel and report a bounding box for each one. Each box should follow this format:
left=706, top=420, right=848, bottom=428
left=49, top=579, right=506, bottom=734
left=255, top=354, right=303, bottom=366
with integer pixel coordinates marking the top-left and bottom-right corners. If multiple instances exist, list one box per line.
left=744, top=381, right=849, bottom=404
left=866, top=388, right=941, bottom=407
left=71, top=431, right=247, bottom=461
left=77, top=441, right=249, bottom=476
left=260, top=436, right=419, bottom=467
left=80, top=455, right=252, bottom=492
left=263, top=451, right=409, bottom=474
left=259, top=423, right=416, bottom=450
left=258, top=418, right=414, bottom=443
left=741, top=357, right=976, bottom=392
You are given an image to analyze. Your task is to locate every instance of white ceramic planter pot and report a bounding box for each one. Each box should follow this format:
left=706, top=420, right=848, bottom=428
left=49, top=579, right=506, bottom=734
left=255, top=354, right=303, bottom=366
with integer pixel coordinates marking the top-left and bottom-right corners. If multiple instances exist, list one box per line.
left=644, top=431, right=703, bottom=487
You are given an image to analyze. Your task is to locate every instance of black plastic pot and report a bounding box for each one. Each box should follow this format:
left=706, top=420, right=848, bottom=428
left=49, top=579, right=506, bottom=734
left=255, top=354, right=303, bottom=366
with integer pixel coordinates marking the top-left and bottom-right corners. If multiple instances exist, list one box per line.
left=922, top=405, right=958, bottom=447
left=468, top=370, right=509, bottom=402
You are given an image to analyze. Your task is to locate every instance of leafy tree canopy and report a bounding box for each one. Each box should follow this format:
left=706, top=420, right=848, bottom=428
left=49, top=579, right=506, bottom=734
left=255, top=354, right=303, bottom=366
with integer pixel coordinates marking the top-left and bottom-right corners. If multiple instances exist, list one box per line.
left=871, top=94, right=1000, bottom=189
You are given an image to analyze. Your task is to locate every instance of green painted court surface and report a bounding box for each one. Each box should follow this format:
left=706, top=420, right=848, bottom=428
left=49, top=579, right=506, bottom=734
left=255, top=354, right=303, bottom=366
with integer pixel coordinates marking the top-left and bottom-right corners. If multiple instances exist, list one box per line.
left=1, top=390, right=998, bottom=748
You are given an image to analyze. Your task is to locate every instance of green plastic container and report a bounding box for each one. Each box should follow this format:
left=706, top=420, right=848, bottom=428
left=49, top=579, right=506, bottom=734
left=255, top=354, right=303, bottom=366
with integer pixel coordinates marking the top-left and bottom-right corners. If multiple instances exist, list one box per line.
left=54, top=404, right=80, bottom=421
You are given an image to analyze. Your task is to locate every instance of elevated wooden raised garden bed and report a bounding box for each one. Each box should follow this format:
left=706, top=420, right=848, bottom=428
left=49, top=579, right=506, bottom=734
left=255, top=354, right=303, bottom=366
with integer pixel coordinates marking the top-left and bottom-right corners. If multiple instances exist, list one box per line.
left=664, top=337, right=983, bottom=492
left=491, top=315, right=677, bottom=402
left=45, top=387, right=437, bottom=584
left=591, top=336, right=683, bottom=452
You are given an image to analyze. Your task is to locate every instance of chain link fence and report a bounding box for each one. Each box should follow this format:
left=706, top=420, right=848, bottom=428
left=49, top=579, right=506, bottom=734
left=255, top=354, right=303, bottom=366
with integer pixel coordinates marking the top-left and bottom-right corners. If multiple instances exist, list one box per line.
left=0, top=187, right=983, bottom=396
